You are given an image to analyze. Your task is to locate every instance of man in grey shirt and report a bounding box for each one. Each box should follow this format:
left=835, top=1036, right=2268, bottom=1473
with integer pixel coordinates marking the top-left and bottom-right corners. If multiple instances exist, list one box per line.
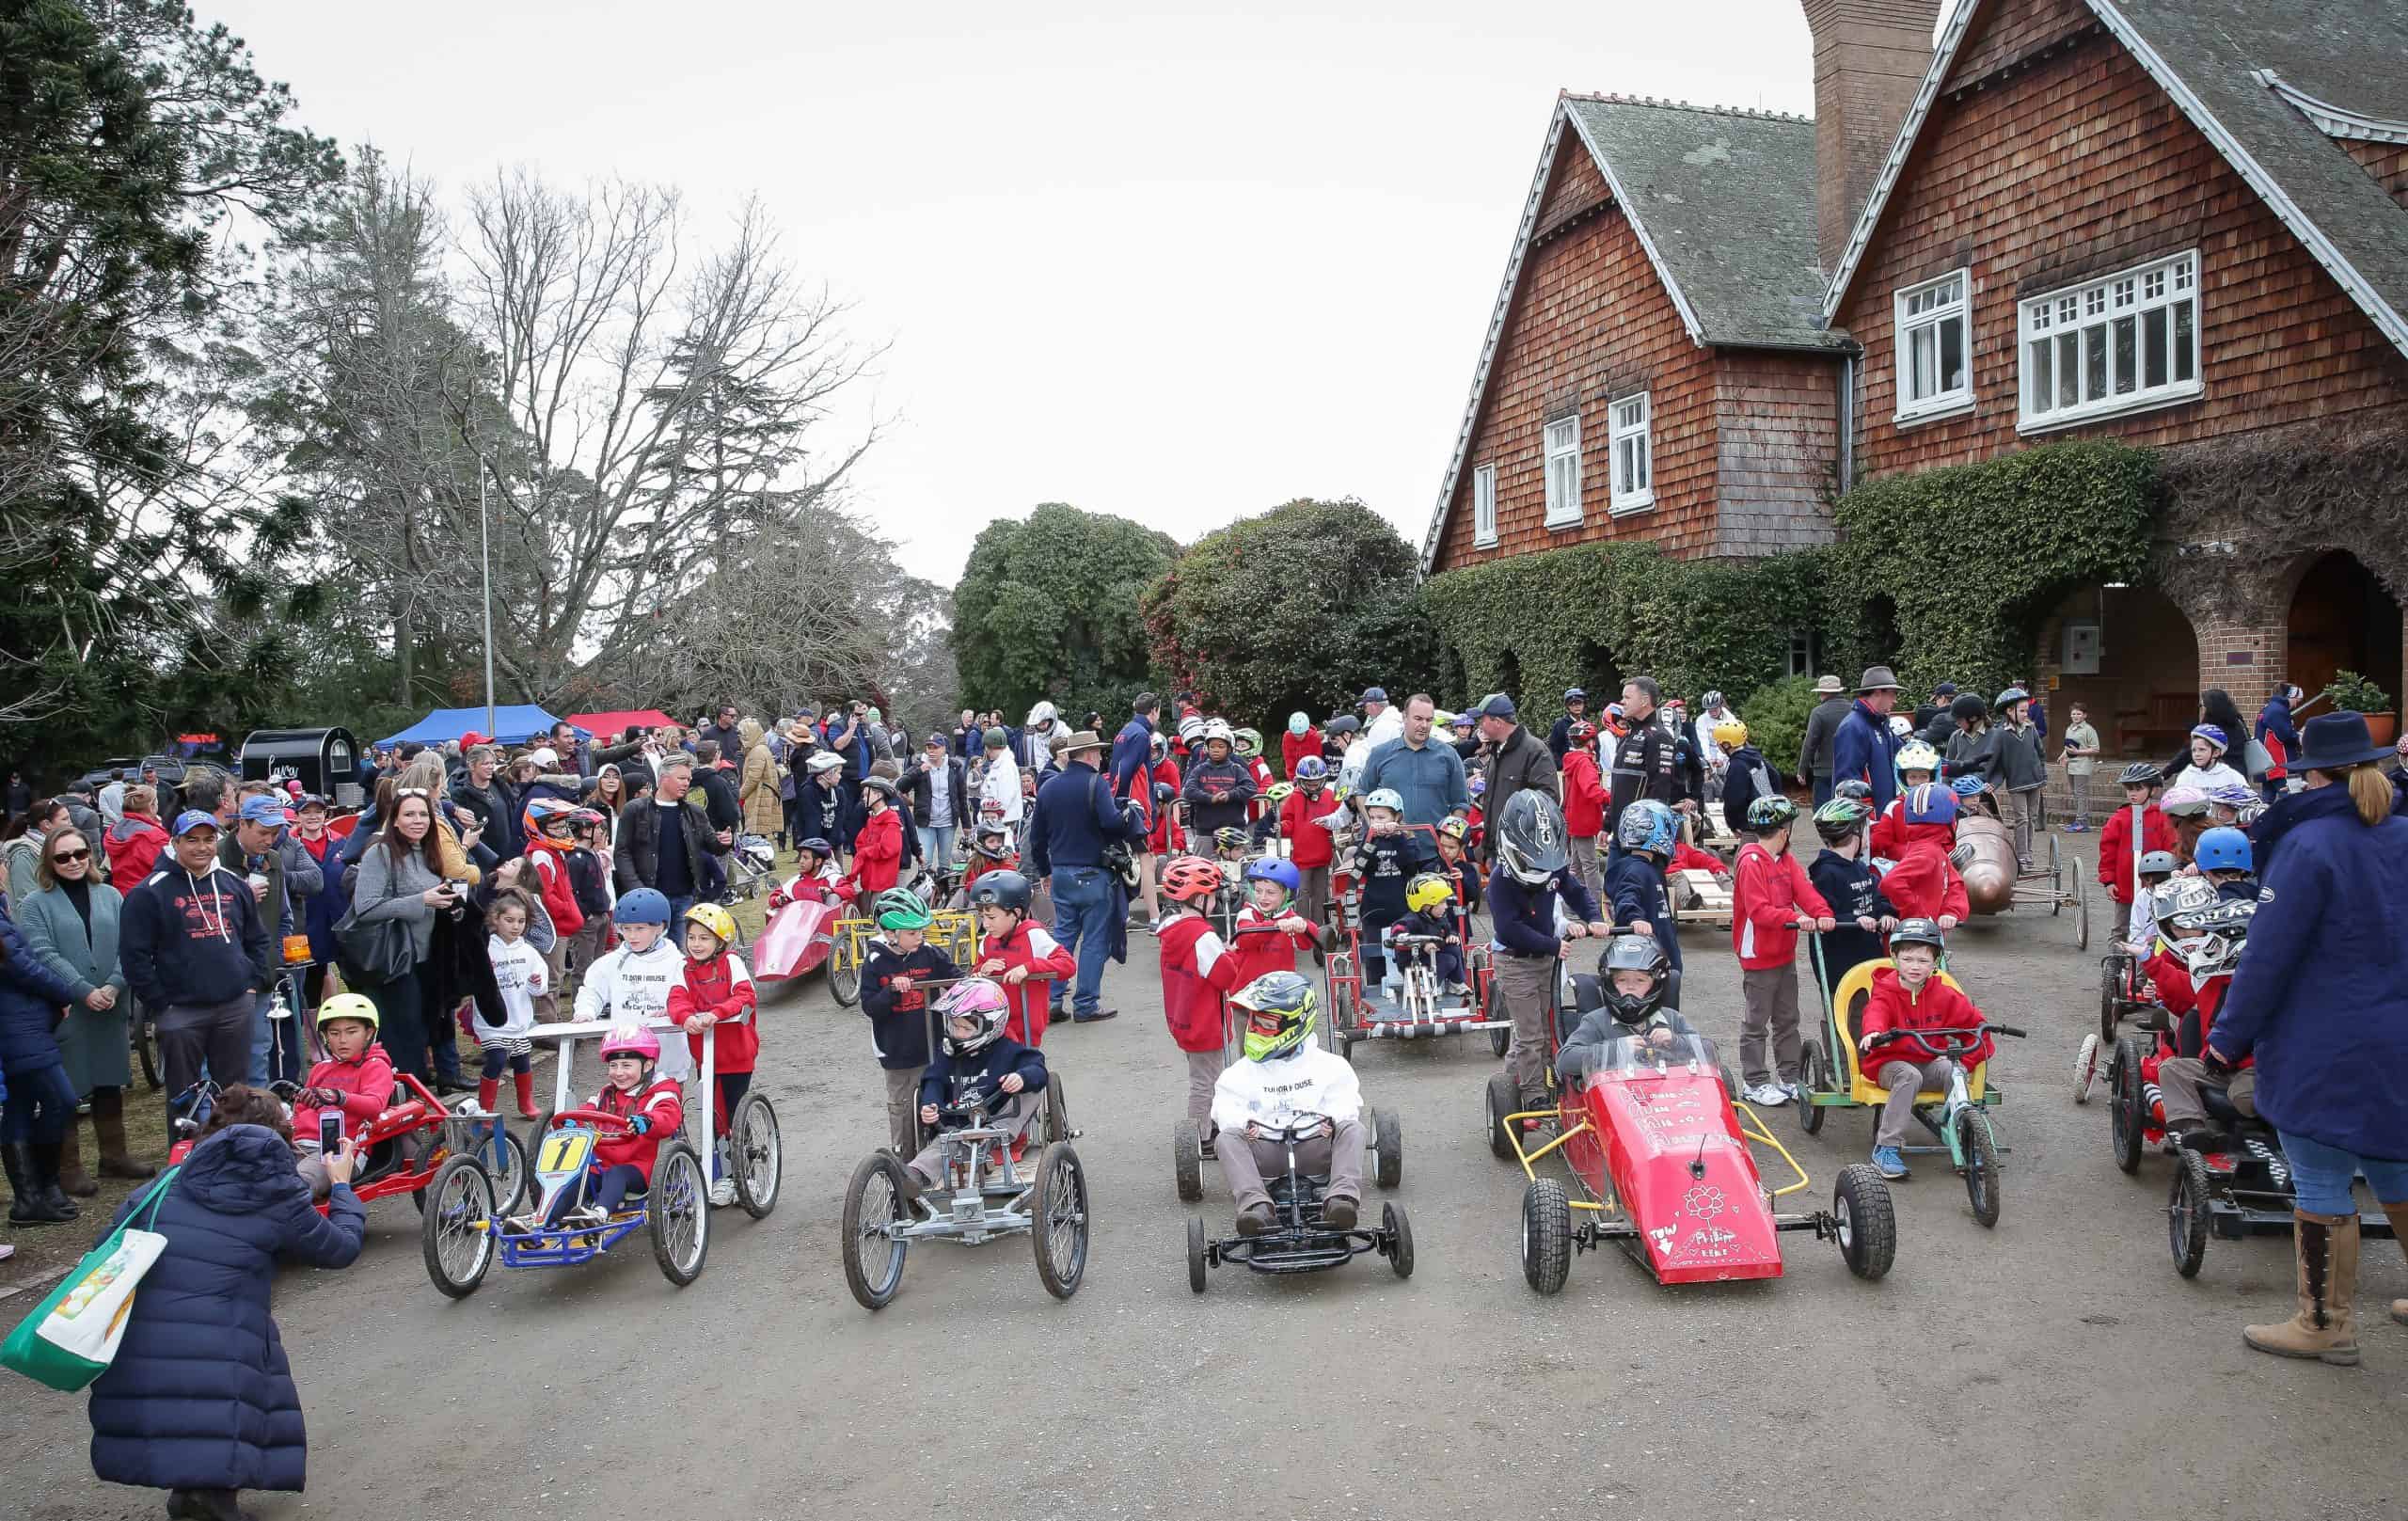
left=1798, top=675, right=1852, bottom=805
left=1357, top=694, right=1470, bottom=827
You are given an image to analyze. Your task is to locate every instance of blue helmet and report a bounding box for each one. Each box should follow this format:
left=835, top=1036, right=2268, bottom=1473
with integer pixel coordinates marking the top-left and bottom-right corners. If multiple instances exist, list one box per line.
left=1949, top=774, right=1988, bottom=799
left=1614, top=799, right=1678, bottom=857
left=617, top=887, right=672, bottom=927
left=1904, top=784, right=1959, bottom=826
left=1243, top=857, right=1302, bottom=895
left=2193, top=826, right=2253, bottom=874
left=1293, top=755, right=1328, bottom=782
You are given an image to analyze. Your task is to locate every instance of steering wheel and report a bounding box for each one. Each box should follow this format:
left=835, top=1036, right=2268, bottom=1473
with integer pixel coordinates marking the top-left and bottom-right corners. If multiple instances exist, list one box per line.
left=1255, top=1110, right=1335, bottom=1144
left=549, top=1107, right=634, bottom=1134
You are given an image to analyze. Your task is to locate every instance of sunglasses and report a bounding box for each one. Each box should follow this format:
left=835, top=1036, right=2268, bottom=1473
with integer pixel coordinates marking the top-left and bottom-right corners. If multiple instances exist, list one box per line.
left=51, top=848, right=90, bottom=863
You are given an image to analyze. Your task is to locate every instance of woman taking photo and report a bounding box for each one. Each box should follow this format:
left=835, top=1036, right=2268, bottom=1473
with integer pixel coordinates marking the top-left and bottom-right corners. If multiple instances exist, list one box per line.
left=17, top=826, right=151, bottom=1195
left=348, top=790, right=470, bottom=1089
left=2207, top=711, right=2408, bottom=1366
left=86, top=1084, right=363, bottom=1521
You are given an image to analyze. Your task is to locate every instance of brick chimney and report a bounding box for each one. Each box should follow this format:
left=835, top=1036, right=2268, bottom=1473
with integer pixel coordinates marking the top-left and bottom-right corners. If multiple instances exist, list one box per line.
left=1803, top=0, right=1945, bottom=274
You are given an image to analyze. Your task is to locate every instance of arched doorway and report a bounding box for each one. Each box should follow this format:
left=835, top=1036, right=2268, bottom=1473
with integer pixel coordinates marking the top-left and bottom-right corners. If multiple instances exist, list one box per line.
left=2036, top=583, right=2201, bottom=759
left=1494, top=649, right=1524, bottom=711
left=1574, top=640, right=1624, bottom=713
left=2287, top=551, right=2404, bottom=717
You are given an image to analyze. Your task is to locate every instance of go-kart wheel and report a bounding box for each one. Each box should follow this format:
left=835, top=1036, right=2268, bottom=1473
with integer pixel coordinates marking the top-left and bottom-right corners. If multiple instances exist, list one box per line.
left=827, top=940, right=862, bottom=1007
left=1833, top=1164, right=1896, bottom=1281
left=2169, top=1149, right=2211, bottom=1278
left=1172, top=1119, right=1204, bottom=1203
left=1044, top=1075, right=1071, bottom=1148
left=1385, top=1201, right=1415, bottom=1279
left=135, top=1015, right=161, bottom=1090
left=1373, top=1107, right=1402, bottom=1189
left=2048, top=834, right=2063, bottom=912
left=476, top=1122, right=531, bottom=1216
left=1798, top=1042, right=1828, bottom=1136
left=2075, top=879, right=2090, bottom=950
left=841, top=1150, right=911, bottom=1310
left=2110, top=1037, right=2147, bottom=1176
left=1484, top=1071, right=1520, bottom=1162
left=2099, top=959, right=2123, bottom=1044
left=1030, top=1142, right=1088, bottom=1300
left=1957, top=1109, right=2001, bottom=1228
left=1489, top=1024, right=1510, bottom=1059
left=732, top=1092, right=781, bottom=1218
left=1520, top=1180, right=1573, bottom=1295
left=421, top=1154, right=496, bottom=1300
left=649, top=1141, right=708, bottom=1287
left=1186, top=1214, right=1210, bottom=1294
left=2072, top=1033, right=2101, bottom=1105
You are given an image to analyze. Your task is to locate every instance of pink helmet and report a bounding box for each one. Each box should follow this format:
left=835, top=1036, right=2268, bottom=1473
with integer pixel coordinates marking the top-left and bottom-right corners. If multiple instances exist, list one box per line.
left=934, top=977, right=1011, bottom=1055
left=599, top=1023, right=660, bottom=1063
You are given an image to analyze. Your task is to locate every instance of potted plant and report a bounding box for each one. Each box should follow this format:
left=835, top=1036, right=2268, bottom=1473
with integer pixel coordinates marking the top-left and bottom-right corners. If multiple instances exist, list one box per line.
left=2321, top=670, right=2397, bottom=746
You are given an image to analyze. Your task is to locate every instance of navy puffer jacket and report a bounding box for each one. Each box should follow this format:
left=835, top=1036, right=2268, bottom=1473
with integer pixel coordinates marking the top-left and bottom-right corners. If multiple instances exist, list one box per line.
left=0, top=900, right=85, bottom=1071
left=87, top=1125, right=365, bottom=1494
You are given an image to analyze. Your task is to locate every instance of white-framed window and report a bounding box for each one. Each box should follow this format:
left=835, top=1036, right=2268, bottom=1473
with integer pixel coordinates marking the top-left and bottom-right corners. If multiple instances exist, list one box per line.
left=1543, top=414, right=1581, bottom=528
left=1786, top=628, right=1819, bottom=679
left=2020, top=250, right=2201, bottom=431
left=1608, top=393, right=1653, bottom=514
left=1893, top=269, right=1972, bottom=421
left=1471, top=464, right=1497, bottom=547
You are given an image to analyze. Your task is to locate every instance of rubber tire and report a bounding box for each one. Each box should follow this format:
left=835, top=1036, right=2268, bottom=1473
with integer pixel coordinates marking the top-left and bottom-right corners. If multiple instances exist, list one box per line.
left=2099, top=957, right=2124, bottom=1043
left=649, top=1142, right=708, bottom=1287
left=1029, top=1142, right=1088, bottom=1300
left=1833, top=1163, right=1897, bottom=1281
left=1044, top=1075, right=1070, bottom=1147
left=1798, top=1041, right=1828, bottom=1135
left=2111, top=1037, right=2147, bottom=1176
left=1958, top=1108, right=2002, bottom=1228
left=2072, top=1033, right=2100, bottom=1105
left=1489, top=1024, right=1510, bottom=1059
left=1187, top=1213, right=1210, bottom=1294
left=2169, top=1148, right=2211, bottom=1278
left=524, top=1110, right=555, bottom=1174
left=827, top=939, right=862, bottom=1007
left=1386, top=1201, right=1415, bottom=1278
left=1373, top=1107, right=1403, bottom=1189
left=732, top=1092, right=781, bottom=1218
left=135, top=1015, right=161, bottom=1090
left=2075, top=878, right=2090, bottom=951
left=2048, top=833, right=2063, bottom=911
left=475, top=1124, right=531, bottom=1217
left=1521, top=1179, right=1574, bottom=1295
left=1172, top=1119, right=1204, bottom=1203
left=1485, top=1071, right=1521, bottom=1162
left=420, top=1154, right=495, bottom=1300
left=841, top=1149, right=911, bottom=1310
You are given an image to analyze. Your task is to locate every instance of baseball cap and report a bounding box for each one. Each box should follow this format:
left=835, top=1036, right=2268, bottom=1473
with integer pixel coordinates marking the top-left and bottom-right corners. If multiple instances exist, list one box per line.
left=1358, top=686, right=1388, bottom=706
left=173, top=809, right=222, bottom=837
left=528, top=747, right=559, bottom=768
left=924, top=733, right=946, bottom=750
left=459, top=731, right=490, bottom=748
left=237, top=796, right=287, bottom=828
left=1475, top=692, right=1517, bottom=720
left=294, top=793, right=330, bottom=812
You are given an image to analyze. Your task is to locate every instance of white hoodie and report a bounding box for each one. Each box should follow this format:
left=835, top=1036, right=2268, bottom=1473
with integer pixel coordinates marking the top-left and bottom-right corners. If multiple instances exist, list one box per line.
left=1212, top=1045, right=1362, bottom=1137
left=575, top=937, right=692, bottom=1083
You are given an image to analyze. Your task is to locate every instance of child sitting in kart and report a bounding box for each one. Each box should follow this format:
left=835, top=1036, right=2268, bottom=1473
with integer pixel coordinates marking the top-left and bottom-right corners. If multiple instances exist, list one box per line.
left=967, top=868, right=1075, bottom=1042
left=1228, top=858, right=1329, bottom=986
left=1211, top=824, right=1252, bottom=874
left=1856, top=919, right=1993, bottom=1180
left=2153, top=895, right=2258, bottom=1147
left=667, top=902, right=757, bottom=1207
left=1389, top=871, right=1467, bottom=997
left=1210, top=972, right=1367, bottom=1235
left=1806, top=799, right=1898, bottom=1001
left=1351, top=787, right=1438, bottom=991
left=2118, top=849, right=2181, bottom=954
left=860, top=888, right=961, bottom=1155
left=1555, top=935, right=1700, bottom=1085
left=1432, top=815, right=1485, bottom=918
left=772, top=837, right=844, bottom=911
left=949, top=820, right=1019, bottom=909
left=1878, top=797, right=1970, bottom=933
left=2191, top=825, right=2258, bottom=902
left=291, top=993, right=394, bottom=1201
left=1604, top=800, right=1683, bottom=973
left=543, top=1023, right=684, bottom=1227
left=898, top=978, right=1049, bottom=1203
left=1870, top=743, right=1954, bottom=862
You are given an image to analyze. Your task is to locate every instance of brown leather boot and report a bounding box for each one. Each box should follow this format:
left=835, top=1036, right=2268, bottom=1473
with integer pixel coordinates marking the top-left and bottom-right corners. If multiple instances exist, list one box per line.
left=2244, top=1211, right=2360, bottom=1365
left=2384, top=1200, right=2408, bottom=1328
left=55, top=1125, right=99, bottom=1197
left=92, top=1087, right=157, bottom=1180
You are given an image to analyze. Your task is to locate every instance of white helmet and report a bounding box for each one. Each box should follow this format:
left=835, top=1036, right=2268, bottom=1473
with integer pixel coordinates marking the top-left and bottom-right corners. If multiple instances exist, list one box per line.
left=1202, top=719, right=1235, bottom=747
left=806, top=751, right=845, bottom=775
left=1362, top=787, right=1404, bottom=814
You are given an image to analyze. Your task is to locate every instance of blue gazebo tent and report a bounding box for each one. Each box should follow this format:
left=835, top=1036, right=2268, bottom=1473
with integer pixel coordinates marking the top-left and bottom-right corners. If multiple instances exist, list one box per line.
left=378, top=705, right=584, bottom=748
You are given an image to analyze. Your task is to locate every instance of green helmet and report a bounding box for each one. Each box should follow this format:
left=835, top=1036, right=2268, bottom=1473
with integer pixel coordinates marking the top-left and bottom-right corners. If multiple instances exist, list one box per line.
left=875, top=887, right=931, bottom=931
left=1235, top=971, right=1317, bottom=1062
left=1812, top=798, right=1869, bottom=843
left=1745, top=795, right=1798, bottom=832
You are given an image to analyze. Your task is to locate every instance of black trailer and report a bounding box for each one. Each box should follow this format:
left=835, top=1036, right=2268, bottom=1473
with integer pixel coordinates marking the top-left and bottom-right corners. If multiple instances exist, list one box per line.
left=239, top=727, right=362, bottom=805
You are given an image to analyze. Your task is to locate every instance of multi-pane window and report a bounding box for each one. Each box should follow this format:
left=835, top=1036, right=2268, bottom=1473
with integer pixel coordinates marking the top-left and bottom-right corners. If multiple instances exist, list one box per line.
left=1786, top=629, right=1818, bottom=679
left=1608, top=394, right=1653, bottom=513
left=2020, top=251, right=2200, bottom=429
left=1893, top=270, right=1972, bottom=420
left=1472, top=464, right=1497, bottom=546
left=1543, top=415, right=1581, bottom=528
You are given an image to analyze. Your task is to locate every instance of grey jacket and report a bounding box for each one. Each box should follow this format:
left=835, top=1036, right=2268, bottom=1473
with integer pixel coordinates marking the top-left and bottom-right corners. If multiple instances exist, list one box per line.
left=1989, top=722, right=2048, bottom=791
left=1483, top=725, right=1560, bottom=860
left=349, top=842, right=448, bottom=964
left=1799, top=696, right=1851, bottom=779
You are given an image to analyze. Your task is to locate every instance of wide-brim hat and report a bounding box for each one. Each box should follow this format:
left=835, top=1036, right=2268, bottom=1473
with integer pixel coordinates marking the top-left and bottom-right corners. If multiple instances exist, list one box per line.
left=2294, top=711, right=2392, bottom=771
left=1814, top=674, right=1844, bottom=695
left=1060, top=728, right=1106, bottom=756
left=1857, top=666, right=1902, bottom=692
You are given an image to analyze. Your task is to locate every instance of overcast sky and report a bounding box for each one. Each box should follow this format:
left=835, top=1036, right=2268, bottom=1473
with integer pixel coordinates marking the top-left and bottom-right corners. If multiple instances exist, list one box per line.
left=204, top=0, right=1865, bottom=586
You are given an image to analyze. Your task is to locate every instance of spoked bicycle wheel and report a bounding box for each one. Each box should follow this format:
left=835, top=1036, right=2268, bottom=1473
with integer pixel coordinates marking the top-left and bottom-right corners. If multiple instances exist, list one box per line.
left=1958, top=1108, right=2002, bottom=1228
left=842, top=1150, right=911, bottom=1310
left=421, top=1155, right=497, bottom=1299
left=827, top=934, right=863, bottom=1006
left=649, top=1143, right=709, bottom=1286
left=1030, top=1142, right=1089, bottom=1300
left=733, top=1092, right=782, bottom=1218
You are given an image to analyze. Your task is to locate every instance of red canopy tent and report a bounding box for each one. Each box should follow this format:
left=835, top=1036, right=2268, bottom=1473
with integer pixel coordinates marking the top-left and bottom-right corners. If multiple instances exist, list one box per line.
left=567, top=709, right=675, bottom=742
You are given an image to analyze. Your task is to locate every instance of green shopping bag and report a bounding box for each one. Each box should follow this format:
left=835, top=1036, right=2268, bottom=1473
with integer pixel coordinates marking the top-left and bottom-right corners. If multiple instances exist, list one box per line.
left=2, top=1166, right=180, bottom=1391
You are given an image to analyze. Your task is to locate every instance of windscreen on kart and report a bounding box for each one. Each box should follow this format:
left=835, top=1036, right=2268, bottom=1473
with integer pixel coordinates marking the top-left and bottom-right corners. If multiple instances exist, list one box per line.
left=1580, top=1032, right=1721, bottom=1077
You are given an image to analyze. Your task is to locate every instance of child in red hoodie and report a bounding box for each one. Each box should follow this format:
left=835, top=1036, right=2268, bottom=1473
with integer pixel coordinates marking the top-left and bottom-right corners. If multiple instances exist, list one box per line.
left=1855, top=919, right=1992, bottom=1179
left=519, top=800, right=586, bottom=1020
left=1560, top=722, right=1608, bottom=895
left=291, top=993, right=394, bottom=1201
left=843, top=776, right=905, bottom=900
left=1279, top=756, right=1342, bottom=927
left=2097, top=763, right=2177, bottom=917
left=667, top=903, right=757, bottom=1207
left=1226, top=859, right=1328, bottom=988
left=1730, top=798, right=1833, bottom=1106
left=967, top=869, right=1075, bottom=1045
left=1155, top=857, right=1239, bottom=1148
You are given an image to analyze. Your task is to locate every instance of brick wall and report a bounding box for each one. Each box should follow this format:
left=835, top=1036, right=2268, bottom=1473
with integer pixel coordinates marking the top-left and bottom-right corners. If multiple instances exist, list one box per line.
left=1803, top=0, right=1948, bottom=271
left=2342, top=139, right=2408, bottom=213
left=1713, top=353, right=1842, bottom=555
left=1431, top=142, right=1723, bottom=569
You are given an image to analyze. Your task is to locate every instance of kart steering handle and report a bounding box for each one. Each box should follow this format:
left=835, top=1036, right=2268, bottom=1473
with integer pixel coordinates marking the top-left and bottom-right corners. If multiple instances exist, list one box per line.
left=550, top=1107, right=634, bottom=1133
left=1252, top=1112, right=1335, bottom=1144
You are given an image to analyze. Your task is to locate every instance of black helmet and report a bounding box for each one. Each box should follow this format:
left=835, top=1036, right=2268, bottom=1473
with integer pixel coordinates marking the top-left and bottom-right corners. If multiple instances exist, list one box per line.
left=1948, top=692, right=1988, bottom=724
left=1833, top=779, right=1874, bottom=803
left=968, top=869, right=1033, bottom=914
left=1495, top=787, right=1571, bottom=886
left=1324, top=715, right=1360, bottom=736
left=1890, top=917, right=1947, bottom=954
left=1600, top=934, right=1670, bottom=1019
left=2117, top=760, right=2162, bottom=787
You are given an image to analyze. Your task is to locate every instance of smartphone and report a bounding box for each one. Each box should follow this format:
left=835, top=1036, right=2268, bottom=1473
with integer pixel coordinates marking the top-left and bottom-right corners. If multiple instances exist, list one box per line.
left=319, top=1112, right=341, bottom=1151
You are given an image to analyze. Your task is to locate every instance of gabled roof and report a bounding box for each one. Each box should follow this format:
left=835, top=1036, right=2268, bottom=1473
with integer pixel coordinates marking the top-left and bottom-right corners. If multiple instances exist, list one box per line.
left=1820, top=0, right=2408, bottom=360
left=1422, top=94, right=1841, bottom=573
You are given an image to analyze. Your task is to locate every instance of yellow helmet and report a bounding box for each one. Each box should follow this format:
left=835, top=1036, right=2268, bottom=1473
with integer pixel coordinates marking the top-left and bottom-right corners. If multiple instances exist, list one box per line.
left=683, top=902, right=738, bottom=948
left=1403, top=871, right=1454, bottom=914
left=1712, top=718, right=1748, bottom=748
left=316, top=991, right=380, bottom=1033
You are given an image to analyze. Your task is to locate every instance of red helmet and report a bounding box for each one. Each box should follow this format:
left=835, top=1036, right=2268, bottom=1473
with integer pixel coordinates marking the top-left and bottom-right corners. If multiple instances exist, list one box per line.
left=522, top=796, right=578, bottom=843
left=1568, top=721, right=1596, bottom=745
left=1160, top=856, right=1223, bottom=905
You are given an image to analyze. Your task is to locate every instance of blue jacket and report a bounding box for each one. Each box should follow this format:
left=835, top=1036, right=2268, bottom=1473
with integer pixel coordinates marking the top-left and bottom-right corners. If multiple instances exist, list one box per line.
left=1027, top=761, right=1136, bottom=877
left=2209, top=787, right=2408, bottom=1160
left=1486, top=866, right=1600, bottom=959
left=0, top=900, right=86, bottom=1070
left=1831, top=700, right=1904, bottom=810
left=87, top=1125, right=366, bottom=1493
left=919, top=1035, right=1049, bottom=1115
left=1807, top=848, right=1893, bottom=990
left=1109, top=718, right=1155, bottom=828
left=1603, top=849, right=1680, bottom=972
left=1357, top=736, right=1470, bottom=827
left=118, top=862, right=271, bottom=1012
left=2254, top=696, right=2301, bottom=756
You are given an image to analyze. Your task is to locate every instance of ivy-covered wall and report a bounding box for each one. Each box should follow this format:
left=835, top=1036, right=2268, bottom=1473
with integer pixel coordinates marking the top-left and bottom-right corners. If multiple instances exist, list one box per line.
left=1419, top=439, right=2162, bottom=713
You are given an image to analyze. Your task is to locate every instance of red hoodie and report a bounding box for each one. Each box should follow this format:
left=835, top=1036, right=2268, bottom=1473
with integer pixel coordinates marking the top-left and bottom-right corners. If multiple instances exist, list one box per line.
left=1879, top=842, right=1970, bottom=924
left=1669, top=841, right=1726, bottom=877
left=1281, top=729, right=1322, bottom=780
left=1156, top=909, right=1239, bottom=1053
left=848, top=806, right=903, bottom=896
left=1732, top=841, right=1831, bottom=970
left=1869, top=802, right=1954, bottom=863
left=1225, top=904, right=1318, bottom=989
left=523, top=836, right=585, bottom=938
left=1280, top=784, right=1342, bottom=868
left=1146, top=757, right=1182, bottom=854
left=976, top=916, right=1074, bottom=1046
left=2097, top=802, right=2177, bottom=906
left=668, top=953, right=758, bottom=1073
left=1561, top=750, right=1607, bottom=838
left=106, top=814, right=169, bottom=885
left=590, top=1076, right=685, bottom=1182
left=293, top=1041, right=397, bottom=1144
left=1858, top=966, right=1994, bottom=1069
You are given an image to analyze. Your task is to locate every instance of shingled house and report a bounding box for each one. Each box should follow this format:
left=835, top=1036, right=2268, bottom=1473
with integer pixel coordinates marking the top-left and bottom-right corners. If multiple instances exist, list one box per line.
left=1430, top=0, right=2408, bottom=767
